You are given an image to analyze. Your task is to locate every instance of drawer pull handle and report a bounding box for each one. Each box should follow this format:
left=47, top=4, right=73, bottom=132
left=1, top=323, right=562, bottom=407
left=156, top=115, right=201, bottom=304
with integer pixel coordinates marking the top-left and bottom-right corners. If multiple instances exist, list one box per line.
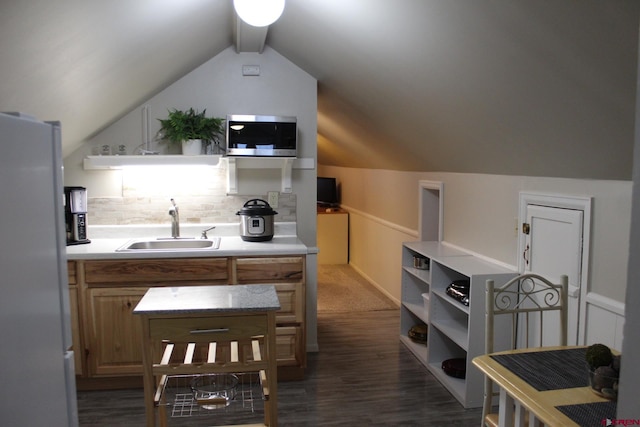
left=190, top=328, right=229, bottom=334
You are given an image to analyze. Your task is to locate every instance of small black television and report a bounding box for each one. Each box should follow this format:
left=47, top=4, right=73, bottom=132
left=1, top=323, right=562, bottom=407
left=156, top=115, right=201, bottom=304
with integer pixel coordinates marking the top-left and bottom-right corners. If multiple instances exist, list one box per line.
left=317, top=177, right=338, bottom=207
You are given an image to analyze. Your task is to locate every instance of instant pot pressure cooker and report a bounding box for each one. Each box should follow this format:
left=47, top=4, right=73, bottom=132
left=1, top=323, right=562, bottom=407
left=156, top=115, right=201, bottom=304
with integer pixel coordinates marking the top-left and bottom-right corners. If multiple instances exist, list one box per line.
left=236, top=199, right=277, bottom=242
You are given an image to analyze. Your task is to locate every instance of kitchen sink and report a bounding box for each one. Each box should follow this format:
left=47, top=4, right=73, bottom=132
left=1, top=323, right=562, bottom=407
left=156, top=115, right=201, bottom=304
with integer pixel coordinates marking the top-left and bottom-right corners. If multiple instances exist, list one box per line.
left=116, top=237, right=221, bottom=252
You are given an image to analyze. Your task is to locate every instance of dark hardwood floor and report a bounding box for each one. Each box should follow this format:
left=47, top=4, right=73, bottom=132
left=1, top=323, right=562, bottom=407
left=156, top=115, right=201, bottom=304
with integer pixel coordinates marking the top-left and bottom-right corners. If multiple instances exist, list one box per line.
left=77, top=309, right=482, bottom=426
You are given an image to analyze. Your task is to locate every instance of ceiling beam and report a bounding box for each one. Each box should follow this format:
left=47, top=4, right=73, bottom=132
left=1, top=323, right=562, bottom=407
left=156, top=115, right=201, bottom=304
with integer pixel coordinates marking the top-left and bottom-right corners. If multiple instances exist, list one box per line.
left=233, top=15, right=268, bottom=53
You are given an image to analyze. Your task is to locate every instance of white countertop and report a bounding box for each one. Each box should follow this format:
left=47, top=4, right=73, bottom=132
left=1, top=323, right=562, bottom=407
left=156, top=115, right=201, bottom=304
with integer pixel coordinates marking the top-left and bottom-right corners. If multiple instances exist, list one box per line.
left=66, top=223, right=309, bottom=260
left=133, top=284, right=281, bottom=315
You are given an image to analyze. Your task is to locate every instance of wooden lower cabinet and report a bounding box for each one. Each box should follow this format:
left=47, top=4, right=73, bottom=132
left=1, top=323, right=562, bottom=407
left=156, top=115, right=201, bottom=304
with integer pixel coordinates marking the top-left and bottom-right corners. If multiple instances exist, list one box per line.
left=72, top=255, right=306, bottom=387
left=235, top=256, right=307, bottom=376
left=238, top=281, right=306, bottom=375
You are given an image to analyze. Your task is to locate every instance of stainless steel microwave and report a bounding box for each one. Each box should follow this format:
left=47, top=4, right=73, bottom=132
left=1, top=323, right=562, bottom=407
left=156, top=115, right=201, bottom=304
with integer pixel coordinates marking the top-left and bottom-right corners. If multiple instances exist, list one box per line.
left=226, top=114, right=297, bottom=157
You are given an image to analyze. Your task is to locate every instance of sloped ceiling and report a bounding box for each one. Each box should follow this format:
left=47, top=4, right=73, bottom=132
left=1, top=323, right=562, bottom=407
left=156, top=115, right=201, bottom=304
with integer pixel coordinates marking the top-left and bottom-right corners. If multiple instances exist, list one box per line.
left=1, top=0, right=639, bottom=179
left=0, top=0, right=233, bottom=154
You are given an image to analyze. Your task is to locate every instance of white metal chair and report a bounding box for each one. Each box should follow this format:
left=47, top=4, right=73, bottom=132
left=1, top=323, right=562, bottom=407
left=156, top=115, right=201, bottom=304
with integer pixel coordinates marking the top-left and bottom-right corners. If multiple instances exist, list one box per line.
left=482, top=273, right=568, bottom=427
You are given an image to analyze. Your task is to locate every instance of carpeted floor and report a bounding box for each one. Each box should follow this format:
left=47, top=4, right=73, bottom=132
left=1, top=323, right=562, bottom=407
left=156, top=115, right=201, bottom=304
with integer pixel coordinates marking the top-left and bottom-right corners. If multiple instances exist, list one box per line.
left=317, top=264, right=397, bottom=312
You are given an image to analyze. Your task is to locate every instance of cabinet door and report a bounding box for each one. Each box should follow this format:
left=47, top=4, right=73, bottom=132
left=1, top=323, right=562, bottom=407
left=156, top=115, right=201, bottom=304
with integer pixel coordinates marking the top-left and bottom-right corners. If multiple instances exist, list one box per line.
left=276, top=326, right=304, bottom=367
left=86, top=287, right=151, bottom=376
left=235, top=256, right=304, bottom=283
left=69, top=286, right=83, bottom=376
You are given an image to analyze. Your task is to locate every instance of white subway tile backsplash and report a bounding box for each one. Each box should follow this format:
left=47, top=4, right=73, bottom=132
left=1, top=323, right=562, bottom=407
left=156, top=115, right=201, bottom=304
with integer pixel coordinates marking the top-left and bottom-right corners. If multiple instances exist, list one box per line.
left=87, top=162, right=297, bottom=225
left=88, top=193, right=296, bottom=225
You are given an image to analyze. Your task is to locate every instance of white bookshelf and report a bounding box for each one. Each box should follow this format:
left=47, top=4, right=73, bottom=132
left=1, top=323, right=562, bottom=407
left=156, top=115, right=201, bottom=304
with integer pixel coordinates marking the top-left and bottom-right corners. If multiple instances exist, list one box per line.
left=400, top=241, right=516, bottom=408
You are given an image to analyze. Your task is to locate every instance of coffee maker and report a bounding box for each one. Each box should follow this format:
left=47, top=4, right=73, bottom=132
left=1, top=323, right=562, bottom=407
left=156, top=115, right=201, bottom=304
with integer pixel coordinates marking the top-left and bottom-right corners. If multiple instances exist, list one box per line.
left=64, top=186, right=90, bottom=245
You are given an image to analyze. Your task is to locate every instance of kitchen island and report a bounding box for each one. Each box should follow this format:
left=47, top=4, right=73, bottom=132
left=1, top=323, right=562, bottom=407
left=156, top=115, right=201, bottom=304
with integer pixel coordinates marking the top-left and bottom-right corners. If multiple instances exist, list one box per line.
left=66, top=223, right=308, bottom=389
left=134, top=284, right=280, bottom=426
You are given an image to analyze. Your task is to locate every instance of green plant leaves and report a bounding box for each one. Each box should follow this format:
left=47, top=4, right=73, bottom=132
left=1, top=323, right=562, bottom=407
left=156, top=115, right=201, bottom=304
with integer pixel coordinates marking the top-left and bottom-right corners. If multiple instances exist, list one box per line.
left=158, top=108, right=225, bottom=144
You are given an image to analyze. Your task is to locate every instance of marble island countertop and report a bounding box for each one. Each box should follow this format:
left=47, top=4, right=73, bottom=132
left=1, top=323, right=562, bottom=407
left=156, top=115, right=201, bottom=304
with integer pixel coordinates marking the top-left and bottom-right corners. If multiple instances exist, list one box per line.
left=133, top=284, right=281, bottom=315
left=66, top=223, right=309, bottom=260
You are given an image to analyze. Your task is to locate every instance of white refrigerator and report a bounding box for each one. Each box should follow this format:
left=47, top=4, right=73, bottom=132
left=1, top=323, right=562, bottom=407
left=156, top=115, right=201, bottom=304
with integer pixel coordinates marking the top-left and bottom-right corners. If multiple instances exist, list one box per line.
left=0, top=112, right=79, bottom=426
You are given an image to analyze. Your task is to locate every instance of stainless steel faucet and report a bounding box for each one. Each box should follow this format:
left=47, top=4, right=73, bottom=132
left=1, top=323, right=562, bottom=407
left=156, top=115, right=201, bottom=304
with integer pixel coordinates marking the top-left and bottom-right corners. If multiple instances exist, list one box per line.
left=201, top=226, right=216, bottom=239
left=169, top=198, right=180, bottom=238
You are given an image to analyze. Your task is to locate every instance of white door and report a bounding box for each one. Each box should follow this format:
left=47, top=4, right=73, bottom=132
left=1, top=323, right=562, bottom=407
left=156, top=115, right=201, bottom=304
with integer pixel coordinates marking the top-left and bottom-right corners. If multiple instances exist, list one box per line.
left=522, top=204, right=583, bottom=345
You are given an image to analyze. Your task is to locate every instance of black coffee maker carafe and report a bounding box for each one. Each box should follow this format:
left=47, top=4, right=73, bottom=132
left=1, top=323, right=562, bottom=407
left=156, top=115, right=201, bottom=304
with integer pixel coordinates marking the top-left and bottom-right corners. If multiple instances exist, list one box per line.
left=64, top=186, right=90, bottom=245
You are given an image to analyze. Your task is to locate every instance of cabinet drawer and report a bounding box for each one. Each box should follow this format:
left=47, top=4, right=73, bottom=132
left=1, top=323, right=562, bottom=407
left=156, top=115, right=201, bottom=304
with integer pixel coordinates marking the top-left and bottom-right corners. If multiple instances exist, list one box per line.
left=235, top=256, right=304, bottom=283
left=84, top=258, right=229, bottom=286
left=148, top=314, right=268, bottom=342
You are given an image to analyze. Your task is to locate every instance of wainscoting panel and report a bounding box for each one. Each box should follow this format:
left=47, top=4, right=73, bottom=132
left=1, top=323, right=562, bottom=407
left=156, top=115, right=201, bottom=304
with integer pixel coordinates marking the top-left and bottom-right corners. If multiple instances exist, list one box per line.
left=344, top=204, right=418, bottom=304
left=585, top=292, right=625, bottom=349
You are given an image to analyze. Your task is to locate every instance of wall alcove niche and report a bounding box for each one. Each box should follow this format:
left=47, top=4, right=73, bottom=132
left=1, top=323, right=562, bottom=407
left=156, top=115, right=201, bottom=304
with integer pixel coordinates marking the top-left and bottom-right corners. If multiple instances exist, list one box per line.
left=399, top=179, right=443, bottom=367
left=419, top=180, right=443, bottom=241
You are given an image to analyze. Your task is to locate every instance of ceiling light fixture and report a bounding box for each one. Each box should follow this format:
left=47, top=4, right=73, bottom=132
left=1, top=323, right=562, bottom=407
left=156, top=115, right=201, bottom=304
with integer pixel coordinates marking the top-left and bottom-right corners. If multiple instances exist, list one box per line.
left=233, top=0, right=285, bottom=27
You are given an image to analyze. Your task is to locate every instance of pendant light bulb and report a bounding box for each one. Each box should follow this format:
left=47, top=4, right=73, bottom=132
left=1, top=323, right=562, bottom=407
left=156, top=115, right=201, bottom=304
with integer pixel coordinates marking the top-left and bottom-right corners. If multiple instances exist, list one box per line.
left=233, top=0, right=285, bottom=27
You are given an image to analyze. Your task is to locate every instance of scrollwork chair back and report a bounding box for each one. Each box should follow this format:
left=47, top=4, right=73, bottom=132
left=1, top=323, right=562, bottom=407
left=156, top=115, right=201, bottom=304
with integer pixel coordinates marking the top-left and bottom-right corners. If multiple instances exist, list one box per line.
left=481, top=273, right=568, bottom=426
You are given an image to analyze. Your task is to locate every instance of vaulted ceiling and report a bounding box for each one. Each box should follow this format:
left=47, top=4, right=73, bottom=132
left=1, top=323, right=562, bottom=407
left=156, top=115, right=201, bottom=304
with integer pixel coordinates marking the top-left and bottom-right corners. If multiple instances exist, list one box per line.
left=1, top=0, right=638, bottom=179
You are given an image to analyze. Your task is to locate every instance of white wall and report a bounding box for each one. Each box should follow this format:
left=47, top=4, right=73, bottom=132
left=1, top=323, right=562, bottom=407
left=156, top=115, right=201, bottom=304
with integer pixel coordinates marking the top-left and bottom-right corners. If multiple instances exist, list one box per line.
left=65, top=46, right=318, bottom=239
left=64, top=46, right=320, bottom=351
left=319, top=165, right=631, bottom=345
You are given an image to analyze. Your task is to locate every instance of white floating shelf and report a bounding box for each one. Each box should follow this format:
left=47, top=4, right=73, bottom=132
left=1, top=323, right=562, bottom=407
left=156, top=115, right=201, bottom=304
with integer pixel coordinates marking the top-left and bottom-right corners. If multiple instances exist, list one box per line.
left=84, top=155, right=316, bottom=195
left=83, top=155, right=222, bottom=169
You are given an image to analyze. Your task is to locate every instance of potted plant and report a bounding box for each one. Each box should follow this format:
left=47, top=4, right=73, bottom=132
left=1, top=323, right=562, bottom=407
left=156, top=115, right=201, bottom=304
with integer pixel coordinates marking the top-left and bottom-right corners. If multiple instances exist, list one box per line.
left=157, top=108, right=225, bottom=155
left=585, top=343, right=620, bottom=399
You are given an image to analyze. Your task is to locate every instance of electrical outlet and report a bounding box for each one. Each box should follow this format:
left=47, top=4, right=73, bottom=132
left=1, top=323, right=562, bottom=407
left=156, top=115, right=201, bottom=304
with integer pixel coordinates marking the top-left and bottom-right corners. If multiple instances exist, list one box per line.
left=267, top=191, right=279, bottom=208
left=242, top=65, right=260, bottom=76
